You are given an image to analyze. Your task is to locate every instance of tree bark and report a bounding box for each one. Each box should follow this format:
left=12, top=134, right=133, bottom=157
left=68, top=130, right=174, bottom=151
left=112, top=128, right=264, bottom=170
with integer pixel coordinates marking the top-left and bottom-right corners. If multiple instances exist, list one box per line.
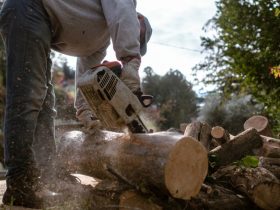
left=261, top=135, right=280, bottom=146
left=119, top=190, right=163, bottom=210
left=210, top=139, right=220, bottom=151
left=244, top=115, right=273, bottom=137
left=209, top=128, right=263, bottom=167
left=259, top=157, right=280, bottom=179
left=184, top=121, right=212, bottom=151
left=259, top=135, right=280, bottom=158
left=188, top=184, right=256, bottom=210
left=262, top=144, right=280, bottom=158
left=57, top=130, right=208, bottom=200
left=212, top=165, right=280, bottom=210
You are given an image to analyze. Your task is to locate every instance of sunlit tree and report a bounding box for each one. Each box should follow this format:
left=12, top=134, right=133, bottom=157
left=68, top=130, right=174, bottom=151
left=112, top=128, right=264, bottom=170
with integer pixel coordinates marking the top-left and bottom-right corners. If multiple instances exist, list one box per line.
left=194, top=0, right=280, bottom=133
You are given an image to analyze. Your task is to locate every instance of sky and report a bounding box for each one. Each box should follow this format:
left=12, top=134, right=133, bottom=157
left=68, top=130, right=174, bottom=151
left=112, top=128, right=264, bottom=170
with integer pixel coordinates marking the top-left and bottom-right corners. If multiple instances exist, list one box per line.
left=63, top=0, right=217, bottom=94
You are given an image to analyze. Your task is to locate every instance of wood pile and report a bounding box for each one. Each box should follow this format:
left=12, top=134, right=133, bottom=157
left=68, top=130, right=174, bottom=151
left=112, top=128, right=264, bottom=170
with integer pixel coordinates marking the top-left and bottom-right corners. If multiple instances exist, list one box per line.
left=56, top=115, right=280, bottom=210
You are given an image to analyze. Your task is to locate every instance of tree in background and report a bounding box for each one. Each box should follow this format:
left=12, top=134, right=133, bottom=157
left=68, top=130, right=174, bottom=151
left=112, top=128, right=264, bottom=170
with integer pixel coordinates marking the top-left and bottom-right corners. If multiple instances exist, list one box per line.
left=194, top=0, right=280, bottom=134
left=142, top=67, right=198, bottom=130
left=52, top=57, right=76, bottom=121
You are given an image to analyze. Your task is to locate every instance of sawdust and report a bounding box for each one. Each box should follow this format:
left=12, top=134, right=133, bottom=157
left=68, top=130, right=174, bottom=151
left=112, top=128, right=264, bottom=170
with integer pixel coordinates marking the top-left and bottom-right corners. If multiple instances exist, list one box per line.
left=0, top=174, right=99, bottom=210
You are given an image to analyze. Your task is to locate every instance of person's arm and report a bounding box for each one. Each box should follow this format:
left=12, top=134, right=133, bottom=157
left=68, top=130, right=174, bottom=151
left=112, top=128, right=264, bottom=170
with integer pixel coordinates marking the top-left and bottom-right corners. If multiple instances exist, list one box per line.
left=101, top=0, right=142, bottom=93
left=75, top=50, right=106, bottom=111
left=100, top=0, right=140, bottom=60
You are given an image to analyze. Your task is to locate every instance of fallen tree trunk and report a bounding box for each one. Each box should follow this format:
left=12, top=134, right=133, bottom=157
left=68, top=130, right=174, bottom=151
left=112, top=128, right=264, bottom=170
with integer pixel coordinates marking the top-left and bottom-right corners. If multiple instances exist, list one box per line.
left=57, top=130, right=208, bottom=200
left=212, top=165, right=280, bottom=210
left=209, top=128, right=263, bottom=167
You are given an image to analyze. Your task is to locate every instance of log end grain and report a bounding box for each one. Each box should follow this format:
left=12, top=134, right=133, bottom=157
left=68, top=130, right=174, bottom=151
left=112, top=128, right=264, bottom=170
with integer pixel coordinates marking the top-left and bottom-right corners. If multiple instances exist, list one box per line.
left=211, top=126, right=225, bottom=139
left=164, top=136, right=208, bottom=200
left=211, top=126, right=230, bottom=145
left=252, top=182, right=280, bottom=210
left=244, top=115, right=273, bottom=137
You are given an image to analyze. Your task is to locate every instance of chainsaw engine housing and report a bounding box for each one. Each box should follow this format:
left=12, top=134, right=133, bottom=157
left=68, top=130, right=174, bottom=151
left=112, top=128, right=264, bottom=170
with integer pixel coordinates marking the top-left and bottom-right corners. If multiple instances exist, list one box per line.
left=77, top=66, right=148, bottom=133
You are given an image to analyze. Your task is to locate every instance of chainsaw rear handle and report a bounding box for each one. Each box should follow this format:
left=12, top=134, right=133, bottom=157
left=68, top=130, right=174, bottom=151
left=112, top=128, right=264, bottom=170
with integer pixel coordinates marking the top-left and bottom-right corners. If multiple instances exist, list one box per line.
left=92, top=61, right=154, bottom=108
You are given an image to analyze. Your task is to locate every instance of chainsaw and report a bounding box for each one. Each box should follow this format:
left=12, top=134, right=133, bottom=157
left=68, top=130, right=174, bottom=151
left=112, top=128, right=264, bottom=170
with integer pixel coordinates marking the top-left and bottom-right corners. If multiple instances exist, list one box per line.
left=77, top=61, right=153, bottom=133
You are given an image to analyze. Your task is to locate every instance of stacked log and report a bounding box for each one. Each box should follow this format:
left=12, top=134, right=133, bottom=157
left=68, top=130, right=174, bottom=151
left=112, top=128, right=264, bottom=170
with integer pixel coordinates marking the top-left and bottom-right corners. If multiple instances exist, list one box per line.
left=244, top=115, right=273, bottom=137
left=56, top=115, right=280, bottom=210
left=209, top=128, right=263, bottom=167
left=212, top=166, right=280, bottom=210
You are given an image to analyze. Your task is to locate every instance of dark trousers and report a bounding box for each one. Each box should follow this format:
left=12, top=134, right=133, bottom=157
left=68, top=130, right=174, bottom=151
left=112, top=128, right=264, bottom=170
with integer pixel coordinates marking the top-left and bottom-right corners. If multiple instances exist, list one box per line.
left=0, top=0, right=56, bottom=181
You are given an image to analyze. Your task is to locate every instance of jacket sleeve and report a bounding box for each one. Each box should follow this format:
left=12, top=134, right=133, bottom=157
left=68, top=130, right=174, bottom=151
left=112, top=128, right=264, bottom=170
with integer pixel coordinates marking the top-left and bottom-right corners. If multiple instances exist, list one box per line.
left=100, top=0, right=140, bottom=60
left=74, top=50, right=106, bottom=110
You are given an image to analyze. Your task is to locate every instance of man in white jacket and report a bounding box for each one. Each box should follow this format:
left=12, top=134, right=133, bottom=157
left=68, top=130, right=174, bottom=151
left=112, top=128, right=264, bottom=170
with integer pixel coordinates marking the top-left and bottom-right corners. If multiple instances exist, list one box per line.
left=0, top=0, right=152, bottom=208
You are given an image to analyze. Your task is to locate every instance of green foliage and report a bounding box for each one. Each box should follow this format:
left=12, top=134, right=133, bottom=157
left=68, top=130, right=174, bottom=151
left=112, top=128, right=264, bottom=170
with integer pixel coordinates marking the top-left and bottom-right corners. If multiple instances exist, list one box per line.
left=275, top=8, right=280, bottom=17
left=194, top=0, right=280, bottom=134
left=142, top=67, right=198, bottom=130
left=235, top=156, right=259, bottom=168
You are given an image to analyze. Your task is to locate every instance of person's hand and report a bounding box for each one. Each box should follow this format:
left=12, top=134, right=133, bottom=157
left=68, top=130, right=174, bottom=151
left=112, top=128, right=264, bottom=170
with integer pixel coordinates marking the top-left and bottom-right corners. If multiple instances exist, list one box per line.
left=76, top=109, right=102, bottom=134
left=120, top=57, right=141, bottom=93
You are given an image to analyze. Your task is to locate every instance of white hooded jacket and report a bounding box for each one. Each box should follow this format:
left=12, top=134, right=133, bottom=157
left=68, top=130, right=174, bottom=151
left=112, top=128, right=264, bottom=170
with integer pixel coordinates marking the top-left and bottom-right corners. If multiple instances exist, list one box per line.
left=42, top=0, right=140, bottom=59
left=42, top=0, right=142, bottom=110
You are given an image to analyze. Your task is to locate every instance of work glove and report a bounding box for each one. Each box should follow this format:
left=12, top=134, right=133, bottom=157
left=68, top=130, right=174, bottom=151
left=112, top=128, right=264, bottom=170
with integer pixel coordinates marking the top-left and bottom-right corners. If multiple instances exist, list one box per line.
left=120, top=57, right=141, bottom=93
left=76, top=109, right=102, bottom=134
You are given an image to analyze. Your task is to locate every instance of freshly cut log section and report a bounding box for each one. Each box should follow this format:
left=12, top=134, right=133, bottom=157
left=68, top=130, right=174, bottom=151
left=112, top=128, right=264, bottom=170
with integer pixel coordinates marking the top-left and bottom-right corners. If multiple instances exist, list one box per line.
left=57, top=131, right=208, bottom=200
left=55, top=115, right=280, bottom=209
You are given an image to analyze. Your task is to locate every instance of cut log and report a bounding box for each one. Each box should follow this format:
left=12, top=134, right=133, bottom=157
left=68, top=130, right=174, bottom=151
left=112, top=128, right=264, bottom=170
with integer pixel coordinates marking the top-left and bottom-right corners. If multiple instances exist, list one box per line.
left=119, top=190, right=162, bottom=210
left=212, top=166, right=280, bottom=210
left=211, top=126, right=230, bottom=144
left=184, top=121, right=212, bottom=151
left=184, top=121, right=201, bottom=139
left=261, top=135, right=280, bottom=146
left=244, top=115, right=273, bottom=137
left=189, top=184, right=255, bottom=210
left=259, top=135, right=280, bottom=158
left=57, top=130, right=208, bottom=200
left=209, top=128, right=263, bottom=167
left=262, top=143, right=280, bottom=158
left=259, top=157, right=280, bottom=179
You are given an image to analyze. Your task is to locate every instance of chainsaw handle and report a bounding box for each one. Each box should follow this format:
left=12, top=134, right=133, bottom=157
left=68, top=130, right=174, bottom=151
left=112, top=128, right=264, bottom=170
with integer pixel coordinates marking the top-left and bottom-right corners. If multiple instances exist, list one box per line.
left=139, top=95, right=153, bottom=107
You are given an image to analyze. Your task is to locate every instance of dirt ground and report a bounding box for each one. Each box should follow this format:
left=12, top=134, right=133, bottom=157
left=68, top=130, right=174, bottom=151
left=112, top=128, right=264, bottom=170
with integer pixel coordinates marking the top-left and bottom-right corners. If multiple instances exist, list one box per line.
left=0, top=174, right=99, bottom=210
